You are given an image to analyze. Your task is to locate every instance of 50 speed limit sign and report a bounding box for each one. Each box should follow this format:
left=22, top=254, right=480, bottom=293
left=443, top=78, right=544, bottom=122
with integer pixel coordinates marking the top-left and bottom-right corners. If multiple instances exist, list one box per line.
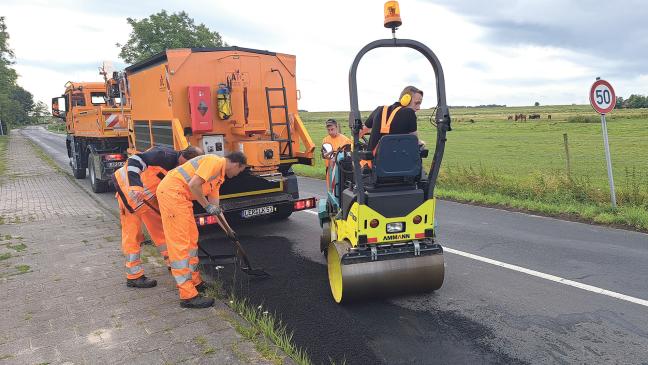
left=590, top=79, right=616, bottom=114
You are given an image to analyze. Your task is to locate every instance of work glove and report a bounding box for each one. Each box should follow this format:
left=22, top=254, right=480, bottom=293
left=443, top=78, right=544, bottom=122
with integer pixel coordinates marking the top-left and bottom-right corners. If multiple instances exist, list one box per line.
left=205, top=204, right=222, bottom=216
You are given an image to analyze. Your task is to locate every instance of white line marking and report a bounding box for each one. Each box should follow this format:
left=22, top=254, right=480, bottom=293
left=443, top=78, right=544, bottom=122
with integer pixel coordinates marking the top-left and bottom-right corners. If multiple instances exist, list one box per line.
left=298, top=209, right=648, bottom=307
left=444, top=247, right=648, bottom=308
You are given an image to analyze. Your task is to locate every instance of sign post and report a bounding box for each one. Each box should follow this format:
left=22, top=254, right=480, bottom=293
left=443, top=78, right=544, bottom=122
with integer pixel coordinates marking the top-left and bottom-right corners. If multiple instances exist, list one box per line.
left=589, top=78, right=617, bottom=208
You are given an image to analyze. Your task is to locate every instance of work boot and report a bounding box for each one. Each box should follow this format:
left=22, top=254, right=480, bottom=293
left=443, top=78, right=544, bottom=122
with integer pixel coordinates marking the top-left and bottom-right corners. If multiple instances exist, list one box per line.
left=126, top=275, right=157, bottom=288
left=195, top=282, right=208, bottom=294
left=180, top=295, right=214, bottom=309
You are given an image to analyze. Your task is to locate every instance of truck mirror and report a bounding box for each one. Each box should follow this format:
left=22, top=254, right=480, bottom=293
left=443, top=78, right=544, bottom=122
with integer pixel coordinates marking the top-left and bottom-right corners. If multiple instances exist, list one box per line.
left=58, top=97, right=66, bottom=112
left=52, top=97, right=66, bottom=118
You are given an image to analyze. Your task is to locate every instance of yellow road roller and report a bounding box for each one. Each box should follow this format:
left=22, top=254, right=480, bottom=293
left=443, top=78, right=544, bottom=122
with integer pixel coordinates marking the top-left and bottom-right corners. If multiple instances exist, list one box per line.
left=317, top=2, right=451, bottom=303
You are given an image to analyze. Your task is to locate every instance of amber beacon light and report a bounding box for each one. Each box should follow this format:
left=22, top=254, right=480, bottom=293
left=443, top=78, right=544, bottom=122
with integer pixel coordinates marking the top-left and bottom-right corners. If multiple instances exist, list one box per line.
left=384, top=1, right=402, bottom=29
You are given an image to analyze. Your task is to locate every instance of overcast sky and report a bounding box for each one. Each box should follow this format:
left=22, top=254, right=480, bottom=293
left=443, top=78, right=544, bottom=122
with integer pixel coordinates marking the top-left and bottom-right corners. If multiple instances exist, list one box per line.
left=1, top=0, right=647, bottom=111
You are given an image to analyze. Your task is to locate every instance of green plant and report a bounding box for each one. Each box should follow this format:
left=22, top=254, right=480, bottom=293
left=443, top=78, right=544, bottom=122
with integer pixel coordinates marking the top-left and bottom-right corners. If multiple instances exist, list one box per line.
left=566, top=115, right=600, bottom=123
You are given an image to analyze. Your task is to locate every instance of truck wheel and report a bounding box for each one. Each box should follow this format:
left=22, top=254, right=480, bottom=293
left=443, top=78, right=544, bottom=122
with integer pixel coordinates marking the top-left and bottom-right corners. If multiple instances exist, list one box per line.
left=71, top=150, right=86, bottom=179
left=88, top=155, right=108, bottom=193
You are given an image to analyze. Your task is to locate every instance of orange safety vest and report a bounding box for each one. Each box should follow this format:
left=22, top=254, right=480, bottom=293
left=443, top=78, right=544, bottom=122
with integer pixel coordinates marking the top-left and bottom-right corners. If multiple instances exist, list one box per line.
left=114, top=162, right=168, bottom=213
left=165, top=155, right=227, bottom=197
left=372, top=105, right=403, bottom=155
left=361, top=106, right=403, bottom=169
left=380, top=105, right=402, bottom=134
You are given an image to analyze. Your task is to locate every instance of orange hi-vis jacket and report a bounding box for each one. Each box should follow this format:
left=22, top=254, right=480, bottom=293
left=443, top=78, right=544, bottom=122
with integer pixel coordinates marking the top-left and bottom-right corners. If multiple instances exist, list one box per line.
left=164, top=155, right=227, bottom=199
left=322, top=133, right=351, bottom=168
left=114, top=160, right=167, bottom=213
left=360, top=105, right=403, bottom=168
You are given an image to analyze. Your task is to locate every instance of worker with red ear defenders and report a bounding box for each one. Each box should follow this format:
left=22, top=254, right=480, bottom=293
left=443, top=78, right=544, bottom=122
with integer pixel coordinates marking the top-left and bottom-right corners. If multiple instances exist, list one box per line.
left=360, top=86, right=425, bottom=166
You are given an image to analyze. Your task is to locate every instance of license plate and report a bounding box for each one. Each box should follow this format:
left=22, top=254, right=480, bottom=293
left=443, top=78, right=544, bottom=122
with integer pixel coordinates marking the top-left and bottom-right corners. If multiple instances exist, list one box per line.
left=241, top=205, right=276, bottom=218
left=105, top=161, right=125, bottom=168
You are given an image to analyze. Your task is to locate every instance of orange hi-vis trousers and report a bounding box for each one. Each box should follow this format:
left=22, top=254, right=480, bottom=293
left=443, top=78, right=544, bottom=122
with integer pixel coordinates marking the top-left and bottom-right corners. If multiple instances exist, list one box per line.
left=118, top=198, right=169, bottom=280
left=157, top=179, right=202, bottom=300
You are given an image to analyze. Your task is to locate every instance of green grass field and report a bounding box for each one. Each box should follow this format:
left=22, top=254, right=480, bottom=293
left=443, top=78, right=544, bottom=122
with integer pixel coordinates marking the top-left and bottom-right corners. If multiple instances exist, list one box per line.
left=295, top=105, right=648, bottom=230
left=46, top=122, right=66, bottom=134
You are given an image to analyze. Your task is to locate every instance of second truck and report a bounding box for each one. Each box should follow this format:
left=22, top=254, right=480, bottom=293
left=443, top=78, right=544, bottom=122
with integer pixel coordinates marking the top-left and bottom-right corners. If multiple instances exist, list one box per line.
left=51, top=68, right=131, bottom=193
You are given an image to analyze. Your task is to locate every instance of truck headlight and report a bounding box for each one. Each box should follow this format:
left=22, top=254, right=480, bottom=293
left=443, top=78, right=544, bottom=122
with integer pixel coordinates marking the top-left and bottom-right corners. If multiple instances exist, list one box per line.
left=386, top=222, right=404, bottom=233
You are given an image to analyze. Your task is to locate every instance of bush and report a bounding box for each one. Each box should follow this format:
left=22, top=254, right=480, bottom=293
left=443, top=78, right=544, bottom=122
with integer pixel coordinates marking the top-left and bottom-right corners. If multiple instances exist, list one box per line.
left=566, top=115, right=600, bottom=123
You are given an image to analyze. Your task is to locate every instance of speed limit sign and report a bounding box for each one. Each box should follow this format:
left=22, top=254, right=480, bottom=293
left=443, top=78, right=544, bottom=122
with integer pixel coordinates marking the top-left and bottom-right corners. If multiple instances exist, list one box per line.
left=590, top=79, right=616, bottom=114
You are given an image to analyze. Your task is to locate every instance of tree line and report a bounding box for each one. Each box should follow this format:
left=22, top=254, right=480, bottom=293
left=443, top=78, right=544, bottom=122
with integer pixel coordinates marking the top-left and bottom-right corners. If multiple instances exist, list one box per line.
left=0, top=17, right=50, bottom=132
left=616, top=95, right=648, bottom=109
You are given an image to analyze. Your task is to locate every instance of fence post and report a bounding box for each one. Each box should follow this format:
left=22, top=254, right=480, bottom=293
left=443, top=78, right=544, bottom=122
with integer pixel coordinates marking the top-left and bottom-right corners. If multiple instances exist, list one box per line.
left=563, top=133, right=571, bottom=178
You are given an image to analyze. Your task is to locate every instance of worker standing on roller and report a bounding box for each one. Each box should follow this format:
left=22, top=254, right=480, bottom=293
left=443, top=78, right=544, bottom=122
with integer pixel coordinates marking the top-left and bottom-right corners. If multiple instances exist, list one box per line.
left=114, top=146, right=204, bottom=289
left=157, top=152, right=247, bottom=308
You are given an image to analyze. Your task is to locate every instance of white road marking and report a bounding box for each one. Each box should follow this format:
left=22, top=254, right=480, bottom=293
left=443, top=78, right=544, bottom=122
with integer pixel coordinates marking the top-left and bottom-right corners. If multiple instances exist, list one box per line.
left=298, top=210, right=648, bottom=308
left=445, top=248, right=648, bottom=308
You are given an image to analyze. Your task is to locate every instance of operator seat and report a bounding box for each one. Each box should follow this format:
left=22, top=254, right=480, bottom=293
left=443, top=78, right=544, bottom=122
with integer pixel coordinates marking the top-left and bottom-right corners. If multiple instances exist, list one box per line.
left=341, top=134, right=425, bottom=219
left=370, top=134, right=421, bottom=186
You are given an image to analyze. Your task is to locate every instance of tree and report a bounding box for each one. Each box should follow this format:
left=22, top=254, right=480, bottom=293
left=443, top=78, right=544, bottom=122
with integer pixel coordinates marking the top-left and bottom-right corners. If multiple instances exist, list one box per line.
left=0, top=16, right=18, bottom=128
left=0, top=18, right=38, bottom=127
left=534, top=101, right=540, bottom=106
left=615, top=96, right=624, bottom=109
left=30, top=101, right=53, bottom=124
left=117, top=10, right=227, bottom=64
left=625, top=94, right=648, bottom=109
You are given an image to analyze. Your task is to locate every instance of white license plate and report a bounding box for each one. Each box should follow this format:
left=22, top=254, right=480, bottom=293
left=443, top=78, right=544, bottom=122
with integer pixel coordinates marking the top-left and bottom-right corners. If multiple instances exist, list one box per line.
left=241, top=205, right=276, bottom=218
left=105, top=161, right=125, bottom=168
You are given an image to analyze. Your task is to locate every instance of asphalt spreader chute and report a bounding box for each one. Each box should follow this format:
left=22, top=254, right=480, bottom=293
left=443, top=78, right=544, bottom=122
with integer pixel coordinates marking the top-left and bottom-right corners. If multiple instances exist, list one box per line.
left=317, top=2, right=451, bottom=303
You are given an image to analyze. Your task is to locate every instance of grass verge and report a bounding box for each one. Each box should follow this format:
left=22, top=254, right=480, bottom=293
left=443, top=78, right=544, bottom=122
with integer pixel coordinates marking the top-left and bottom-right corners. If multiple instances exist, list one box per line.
left=0, top=135, right=8, bottom=179
left=437, top=165, right=648, bottom=231
left=46, top=123, right=66, bottom=134
left=203, top=283, right=312, bottom=365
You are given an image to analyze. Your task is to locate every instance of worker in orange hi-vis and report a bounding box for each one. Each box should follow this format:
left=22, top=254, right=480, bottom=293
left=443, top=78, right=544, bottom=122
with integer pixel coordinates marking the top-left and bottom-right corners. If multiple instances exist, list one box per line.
left=321, top=119, right=351, bottom=168
left=157, top=152, right=247, bottom=308
left=114, top=146, right=204, bottom=289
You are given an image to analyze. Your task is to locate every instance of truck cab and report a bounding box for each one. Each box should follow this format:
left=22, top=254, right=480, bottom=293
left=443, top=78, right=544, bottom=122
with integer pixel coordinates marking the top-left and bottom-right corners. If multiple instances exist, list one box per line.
left=51, top=80, right=130, bottom=192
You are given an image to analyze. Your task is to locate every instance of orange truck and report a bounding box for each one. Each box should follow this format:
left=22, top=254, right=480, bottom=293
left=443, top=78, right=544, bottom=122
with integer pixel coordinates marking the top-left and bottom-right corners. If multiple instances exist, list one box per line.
left=123, top=47, right=316, bottom=224
left=51, top=71, right=131, bottom=193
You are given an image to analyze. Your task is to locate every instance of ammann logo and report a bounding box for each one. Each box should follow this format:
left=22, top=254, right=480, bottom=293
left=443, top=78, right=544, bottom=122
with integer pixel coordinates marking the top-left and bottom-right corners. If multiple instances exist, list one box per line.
left=383, top=233, right=410, bottom=241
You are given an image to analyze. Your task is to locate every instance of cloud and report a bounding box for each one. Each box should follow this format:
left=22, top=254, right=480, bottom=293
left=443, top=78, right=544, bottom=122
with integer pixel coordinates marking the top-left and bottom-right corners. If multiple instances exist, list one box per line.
left=428, top=0, right=648, bottom=75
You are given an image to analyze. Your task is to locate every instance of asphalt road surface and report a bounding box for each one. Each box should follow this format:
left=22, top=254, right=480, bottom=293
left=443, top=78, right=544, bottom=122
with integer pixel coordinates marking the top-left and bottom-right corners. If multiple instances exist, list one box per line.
left=22, top=126, right=648, bottom=364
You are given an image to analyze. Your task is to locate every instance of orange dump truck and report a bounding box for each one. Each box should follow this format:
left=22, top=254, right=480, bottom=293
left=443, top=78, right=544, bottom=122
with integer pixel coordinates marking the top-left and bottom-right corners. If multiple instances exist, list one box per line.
left=123, top=47, right=316, bottom=224
left=51, top=74, right=131, bottom=193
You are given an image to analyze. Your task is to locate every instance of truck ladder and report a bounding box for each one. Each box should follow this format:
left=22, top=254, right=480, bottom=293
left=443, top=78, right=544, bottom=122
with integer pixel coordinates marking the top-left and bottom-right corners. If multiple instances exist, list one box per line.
left=265, top=69, right=294, bottom=158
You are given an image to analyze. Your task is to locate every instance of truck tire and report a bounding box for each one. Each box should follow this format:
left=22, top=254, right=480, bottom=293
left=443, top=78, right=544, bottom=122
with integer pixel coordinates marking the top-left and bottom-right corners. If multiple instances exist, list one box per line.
left=68, top=138, right=86, bottom=179
left=88, top=154, right=108, bottom=193
left=71, top=151, right=86, bottom=179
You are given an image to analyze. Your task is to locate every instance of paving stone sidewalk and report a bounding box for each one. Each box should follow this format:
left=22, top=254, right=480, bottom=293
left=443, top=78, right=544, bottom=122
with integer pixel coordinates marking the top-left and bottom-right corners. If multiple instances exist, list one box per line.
left=0, top=132, right=285, bottom=364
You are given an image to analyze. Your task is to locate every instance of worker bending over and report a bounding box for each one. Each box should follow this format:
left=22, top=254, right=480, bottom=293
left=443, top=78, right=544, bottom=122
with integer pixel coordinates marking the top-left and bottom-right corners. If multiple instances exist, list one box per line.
left=157, top=152, right=247, bottom=308
left=114, top=146, right=204, bottom=289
